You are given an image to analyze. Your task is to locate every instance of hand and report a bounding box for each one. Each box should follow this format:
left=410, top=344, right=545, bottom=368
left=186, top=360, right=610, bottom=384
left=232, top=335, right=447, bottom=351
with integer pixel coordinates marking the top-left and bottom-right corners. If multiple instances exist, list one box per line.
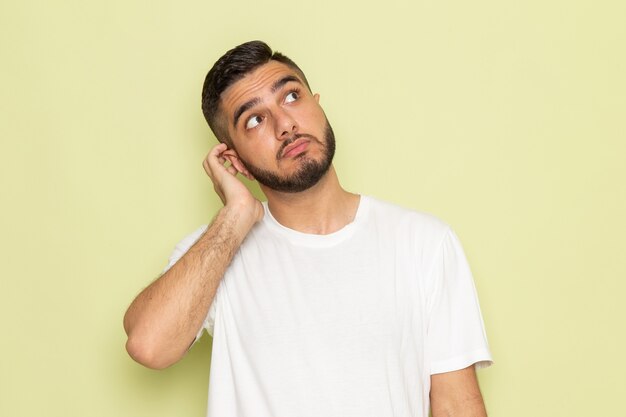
left=202, top=143, right=263, bottom=226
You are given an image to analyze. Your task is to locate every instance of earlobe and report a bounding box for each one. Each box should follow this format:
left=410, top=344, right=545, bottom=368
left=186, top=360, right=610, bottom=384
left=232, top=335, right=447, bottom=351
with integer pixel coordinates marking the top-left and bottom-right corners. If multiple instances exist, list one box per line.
left=314, top=93, right=320, bottom=103
left=222, top=149, right=255, bottom=180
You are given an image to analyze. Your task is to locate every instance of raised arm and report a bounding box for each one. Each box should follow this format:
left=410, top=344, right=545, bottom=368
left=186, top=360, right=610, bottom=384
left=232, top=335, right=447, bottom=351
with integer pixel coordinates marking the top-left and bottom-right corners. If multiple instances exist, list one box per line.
left=123, top=143, right=262, bottom=369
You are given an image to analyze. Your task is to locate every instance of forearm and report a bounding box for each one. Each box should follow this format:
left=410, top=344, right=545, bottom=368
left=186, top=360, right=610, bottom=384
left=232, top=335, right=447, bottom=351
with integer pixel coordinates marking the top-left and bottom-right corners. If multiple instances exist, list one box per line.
left=431, top=393, right=487, bottom=417
left=430, top=366, right=488, bottom=417
left=123, top=206, right=253, bottom=369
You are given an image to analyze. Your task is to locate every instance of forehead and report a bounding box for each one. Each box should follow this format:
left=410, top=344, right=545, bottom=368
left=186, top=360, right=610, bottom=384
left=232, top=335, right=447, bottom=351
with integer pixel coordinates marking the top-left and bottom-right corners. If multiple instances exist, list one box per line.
left=220, top=61, right=302, bottom=119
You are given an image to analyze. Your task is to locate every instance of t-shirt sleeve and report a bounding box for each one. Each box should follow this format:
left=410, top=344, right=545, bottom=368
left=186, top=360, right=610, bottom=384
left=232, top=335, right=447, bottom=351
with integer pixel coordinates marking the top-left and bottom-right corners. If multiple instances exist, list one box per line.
left=425, top=227, right=493, bottom=375
left=162, top=224, right=218, bottom=341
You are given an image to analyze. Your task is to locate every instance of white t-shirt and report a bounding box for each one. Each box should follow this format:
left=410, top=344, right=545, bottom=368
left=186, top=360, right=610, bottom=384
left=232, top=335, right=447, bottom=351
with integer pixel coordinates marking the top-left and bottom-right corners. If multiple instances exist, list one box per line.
left=164, top=196, right=492, bottom=417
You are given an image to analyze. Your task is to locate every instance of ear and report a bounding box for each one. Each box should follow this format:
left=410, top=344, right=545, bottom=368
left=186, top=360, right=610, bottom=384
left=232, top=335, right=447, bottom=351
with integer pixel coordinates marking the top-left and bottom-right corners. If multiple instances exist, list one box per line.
left=314, top=93, right=320, bottom=103
left=222, top=148, right=255, bottom=180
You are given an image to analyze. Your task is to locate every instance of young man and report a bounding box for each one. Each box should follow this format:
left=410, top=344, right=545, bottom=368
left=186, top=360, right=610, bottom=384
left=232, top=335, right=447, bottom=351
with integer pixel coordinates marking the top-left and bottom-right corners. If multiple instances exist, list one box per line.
left=124, top=40, right=493, bottom=417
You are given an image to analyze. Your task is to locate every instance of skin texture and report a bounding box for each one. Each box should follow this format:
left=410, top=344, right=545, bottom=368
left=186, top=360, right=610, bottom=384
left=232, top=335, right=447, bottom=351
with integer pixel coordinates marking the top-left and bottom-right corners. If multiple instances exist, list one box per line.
left=431, top=366, right=488, bottom=417
left=218, top=60, right=361, bottom=234
left=123, top=148, right=263, bottom=368
left=123, top=60, right=487, bottom=416
left=235, top=121, right=335, bottom=193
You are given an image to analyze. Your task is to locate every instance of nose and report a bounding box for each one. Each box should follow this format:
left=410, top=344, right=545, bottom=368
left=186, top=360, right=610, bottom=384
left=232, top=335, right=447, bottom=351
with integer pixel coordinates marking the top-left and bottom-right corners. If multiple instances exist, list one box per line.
left=274, top=108, right=298, bottom=141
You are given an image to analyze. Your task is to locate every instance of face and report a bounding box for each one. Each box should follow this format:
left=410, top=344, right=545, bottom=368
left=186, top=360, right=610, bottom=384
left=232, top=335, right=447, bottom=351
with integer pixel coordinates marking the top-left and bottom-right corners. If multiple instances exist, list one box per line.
left=219, top=61, right=335, bottom=193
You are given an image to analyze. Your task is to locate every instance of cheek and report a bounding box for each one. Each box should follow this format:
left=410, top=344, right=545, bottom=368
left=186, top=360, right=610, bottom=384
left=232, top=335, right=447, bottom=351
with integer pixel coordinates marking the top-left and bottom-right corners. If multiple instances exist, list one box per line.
left=257, top=122, right=274, bottom=139
left=232, top=123, right=273, bottom=152
left=300, top=106, right=326, bottom=129
left=241, top=135, right=280, bottom=166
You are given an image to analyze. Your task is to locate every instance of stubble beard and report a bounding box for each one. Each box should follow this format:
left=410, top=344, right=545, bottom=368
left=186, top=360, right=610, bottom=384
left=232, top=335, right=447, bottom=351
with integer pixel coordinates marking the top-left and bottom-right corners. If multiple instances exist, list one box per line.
left=238, top=120, right=336, bottom=193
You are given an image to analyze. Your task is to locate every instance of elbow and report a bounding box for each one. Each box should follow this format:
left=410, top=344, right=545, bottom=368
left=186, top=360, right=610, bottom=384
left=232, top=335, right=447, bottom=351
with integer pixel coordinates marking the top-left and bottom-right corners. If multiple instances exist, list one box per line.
left=125, top=334, right=179, bottom=370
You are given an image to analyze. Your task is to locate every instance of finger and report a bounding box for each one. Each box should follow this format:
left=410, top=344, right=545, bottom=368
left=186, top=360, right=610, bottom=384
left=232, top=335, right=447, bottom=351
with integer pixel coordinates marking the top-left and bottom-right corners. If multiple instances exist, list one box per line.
left=204, top=143, right=226, bottom=163
left=203, top=156, right=223, bottom=180
left=210, top=142, right=228, bottom=154
left=203, top=158, right=210, bottom=176
left=226, top=166, right=238, bottom=176
left=204, top=144, right=230, bottom=176
left=222, top=151, right=254, bottom=180
left=205, top=143, right=227, bottom=164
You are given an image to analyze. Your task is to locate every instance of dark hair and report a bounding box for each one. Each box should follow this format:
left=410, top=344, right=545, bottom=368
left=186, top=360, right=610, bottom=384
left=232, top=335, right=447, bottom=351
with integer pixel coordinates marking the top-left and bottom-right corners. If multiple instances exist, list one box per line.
left=201, top=40, right=311, bottom=146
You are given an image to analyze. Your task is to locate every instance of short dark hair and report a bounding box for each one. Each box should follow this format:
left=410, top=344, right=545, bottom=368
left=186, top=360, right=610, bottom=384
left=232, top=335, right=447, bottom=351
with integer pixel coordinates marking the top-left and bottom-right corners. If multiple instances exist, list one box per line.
left=201, top=40, right=311, bottom=146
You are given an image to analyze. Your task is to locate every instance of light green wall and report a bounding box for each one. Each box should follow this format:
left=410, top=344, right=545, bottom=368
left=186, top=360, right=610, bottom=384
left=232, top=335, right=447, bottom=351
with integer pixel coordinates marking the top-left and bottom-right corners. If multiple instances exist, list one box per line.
left=2, top=0, right=624, bottom=415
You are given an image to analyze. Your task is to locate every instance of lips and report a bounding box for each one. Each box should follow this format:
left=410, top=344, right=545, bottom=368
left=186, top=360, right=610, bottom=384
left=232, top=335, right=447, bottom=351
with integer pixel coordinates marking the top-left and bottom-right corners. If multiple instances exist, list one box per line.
left=281, top=138, right=310, bottom=159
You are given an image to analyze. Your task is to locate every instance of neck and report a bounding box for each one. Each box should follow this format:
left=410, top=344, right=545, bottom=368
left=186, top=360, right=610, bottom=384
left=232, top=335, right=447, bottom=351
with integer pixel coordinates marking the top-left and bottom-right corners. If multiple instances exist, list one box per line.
left=260, top=165, right=360, bottom=235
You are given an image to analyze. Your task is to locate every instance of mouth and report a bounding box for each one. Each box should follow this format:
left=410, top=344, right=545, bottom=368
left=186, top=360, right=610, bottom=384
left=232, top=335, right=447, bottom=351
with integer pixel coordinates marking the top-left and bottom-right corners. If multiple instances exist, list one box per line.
left=280, top=138, right=311, bottom=159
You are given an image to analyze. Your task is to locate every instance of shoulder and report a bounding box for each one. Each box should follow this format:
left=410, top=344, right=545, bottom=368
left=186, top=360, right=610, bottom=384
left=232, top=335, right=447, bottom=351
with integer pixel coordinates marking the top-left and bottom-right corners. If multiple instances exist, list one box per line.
left=364, top=196, right=451, bottom=241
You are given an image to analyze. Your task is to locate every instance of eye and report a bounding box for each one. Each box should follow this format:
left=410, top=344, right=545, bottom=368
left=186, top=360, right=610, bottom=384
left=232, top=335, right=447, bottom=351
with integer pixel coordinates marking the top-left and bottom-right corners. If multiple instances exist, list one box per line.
left=245, top=115, right=263, bottom=130
left=285, top=90, right=299, bottom=103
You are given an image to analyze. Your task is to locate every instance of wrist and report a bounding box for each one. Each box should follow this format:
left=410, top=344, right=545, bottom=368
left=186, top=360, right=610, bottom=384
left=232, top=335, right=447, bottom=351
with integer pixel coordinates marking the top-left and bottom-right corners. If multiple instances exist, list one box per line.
left=220, top=201, right=261, bottom=237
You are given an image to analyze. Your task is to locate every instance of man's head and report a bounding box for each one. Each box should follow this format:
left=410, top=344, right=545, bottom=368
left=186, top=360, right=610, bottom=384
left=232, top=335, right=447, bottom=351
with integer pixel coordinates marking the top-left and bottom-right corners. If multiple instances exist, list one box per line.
left=202, top=40, right=311, bottom=148
left=201, top=41, right=336, bottom=193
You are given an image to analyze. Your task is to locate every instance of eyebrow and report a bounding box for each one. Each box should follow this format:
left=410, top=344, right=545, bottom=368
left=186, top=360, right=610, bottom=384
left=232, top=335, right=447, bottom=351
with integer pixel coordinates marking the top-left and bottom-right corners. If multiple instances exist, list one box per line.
left=232, top=75, right=303, bottom=128
left=233, top=97, right=262, bottom=128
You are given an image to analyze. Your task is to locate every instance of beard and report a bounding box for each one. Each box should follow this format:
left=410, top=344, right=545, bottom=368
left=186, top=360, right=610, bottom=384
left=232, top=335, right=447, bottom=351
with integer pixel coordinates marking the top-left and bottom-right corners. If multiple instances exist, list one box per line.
left=237, top=120, right=336, bottom=193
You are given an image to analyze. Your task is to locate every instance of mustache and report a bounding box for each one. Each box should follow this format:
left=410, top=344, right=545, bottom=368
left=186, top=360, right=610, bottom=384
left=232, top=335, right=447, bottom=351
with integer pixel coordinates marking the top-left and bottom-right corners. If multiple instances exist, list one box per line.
left=276, top=133, right=318, bottom=160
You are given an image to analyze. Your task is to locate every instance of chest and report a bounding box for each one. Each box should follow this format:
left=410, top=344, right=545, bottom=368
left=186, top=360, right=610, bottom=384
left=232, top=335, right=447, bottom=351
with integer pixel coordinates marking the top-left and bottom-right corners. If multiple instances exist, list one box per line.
left=218, top=234, right=426, bottom=348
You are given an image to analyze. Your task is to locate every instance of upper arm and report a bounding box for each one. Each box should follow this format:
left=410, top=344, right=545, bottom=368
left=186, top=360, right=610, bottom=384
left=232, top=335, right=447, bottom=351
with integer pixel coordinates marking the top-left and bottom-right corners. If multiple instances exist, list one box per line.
left=430, top=366, right=487, bottom=417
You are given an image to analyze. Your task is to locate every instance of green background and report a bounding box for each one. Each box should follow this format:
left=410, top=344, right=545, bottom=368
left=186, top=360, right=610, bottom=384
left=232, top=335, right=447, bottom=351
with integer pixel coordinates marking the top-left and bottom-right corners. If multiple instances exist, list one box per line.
left=2, top=0, right=624, bottom=415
